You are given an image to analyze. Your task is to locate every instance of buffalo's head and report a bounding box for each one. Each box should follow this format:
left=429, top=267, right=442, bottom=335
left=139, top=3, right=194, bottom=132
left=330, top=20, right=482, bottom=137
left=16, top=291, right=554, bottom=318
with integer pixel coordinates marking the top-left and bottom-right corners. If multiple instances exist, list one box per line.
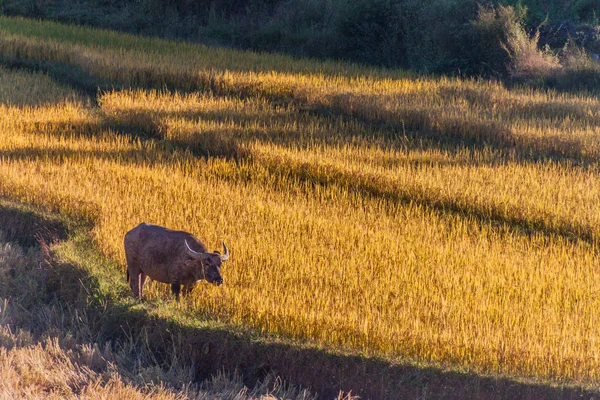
left=185, top=240, right=229, bottom=285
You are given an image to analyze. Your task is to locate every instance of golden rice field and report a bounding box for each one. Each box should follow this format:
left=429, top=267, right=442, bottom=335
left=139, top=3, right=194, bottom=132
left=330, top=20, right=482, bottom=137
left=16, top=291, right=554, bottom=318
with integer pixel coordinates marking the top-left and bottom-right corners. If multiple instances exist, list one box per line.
left=1, top=16, right=600, bottom=388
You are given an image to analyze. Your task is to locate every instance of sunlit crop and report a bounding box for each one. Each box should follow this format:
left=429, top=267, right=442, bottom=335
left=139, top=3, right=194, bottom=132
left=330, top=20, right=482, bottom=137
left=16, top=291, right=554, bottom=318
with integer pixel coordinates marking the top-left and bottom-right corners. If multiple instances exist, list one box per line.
left=0, top=17, right=600, bottom=388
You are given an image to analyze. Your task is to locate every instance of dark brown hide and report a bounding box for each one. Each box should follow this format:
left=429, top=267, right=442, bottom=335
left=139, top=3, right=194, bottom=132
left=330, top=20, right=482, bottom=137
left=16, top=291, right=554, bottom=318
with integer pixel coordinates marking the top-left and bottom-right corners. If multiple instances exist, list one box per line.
left=124, top=223, right=226, bottom=300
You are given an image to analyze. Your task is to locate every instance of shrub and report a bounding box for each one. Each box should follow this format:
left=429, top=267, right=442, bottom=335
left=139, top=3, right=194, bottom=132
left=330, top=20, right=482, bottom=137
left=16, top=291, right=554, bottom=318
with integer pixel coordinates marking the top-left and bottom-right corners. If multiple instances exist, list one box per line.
left=554, top=37, right=600, bottom=90
left=470, top=4, right=561, bottom=82
left=502, top=15, right=561, bottom=82
left=465, top=3, right=518, bottom=77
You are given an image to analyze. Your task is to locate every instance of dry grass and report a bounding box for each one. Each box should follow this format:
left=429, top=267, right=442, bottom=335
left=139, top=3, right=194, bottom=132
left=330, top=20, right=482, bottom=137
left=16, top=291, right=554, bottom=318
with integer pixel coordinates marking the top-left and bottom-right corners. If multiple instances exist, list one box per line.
left=1, top=16, right=600, bottom=390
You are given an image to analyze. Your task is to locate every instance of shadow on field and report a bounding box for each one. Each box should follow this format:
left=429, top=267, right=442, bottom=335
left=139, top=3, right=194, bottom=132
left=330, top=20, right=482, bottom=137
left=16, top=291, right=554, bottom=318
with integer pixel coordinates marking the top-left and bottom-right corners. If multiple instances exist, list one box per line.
left=1, top=199, right=597, bottom=400
left=98, top=308, right=600, bottom=400
left=2, top=57, right=597, bottom=252
left=0, top=56, right=120, bottom=101
left=3, top=109, right=597, bottom=256
left=309, top=103, right=594, bottom=167
left=2, top=55, right=597, bottom=168
left=0, top=199, right=69, bottom=247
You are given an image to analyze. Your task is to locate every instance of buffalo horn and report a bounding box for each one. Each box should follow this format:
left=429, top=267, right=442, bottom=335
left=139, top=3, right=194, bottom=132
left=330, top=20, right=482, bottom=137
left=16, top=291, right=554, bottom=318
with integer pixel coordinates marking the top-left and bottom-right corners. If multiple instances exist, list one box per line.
left=220, top=242, right=230, bottom=261
left=185, top=240, right=211, bottom=260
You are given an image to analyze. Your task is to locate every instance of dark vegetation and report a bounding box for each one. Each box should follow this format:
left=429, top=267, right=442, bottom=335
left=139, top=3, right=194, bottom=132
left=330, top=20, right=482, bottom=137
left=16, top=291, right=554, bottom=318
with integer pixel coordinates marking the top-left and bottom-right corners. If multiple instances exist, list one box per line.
left=2, top=0, right=600, bottom=89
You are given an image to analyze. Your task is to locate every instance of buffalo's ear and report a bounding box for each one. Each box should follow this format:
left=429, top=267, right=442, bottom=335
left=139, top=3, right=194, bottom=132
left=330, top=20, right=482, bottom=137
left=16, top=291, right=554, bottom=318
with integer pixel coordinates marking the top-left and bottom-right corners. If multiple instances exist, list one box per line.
left=213, top=250, right=221, bottom=255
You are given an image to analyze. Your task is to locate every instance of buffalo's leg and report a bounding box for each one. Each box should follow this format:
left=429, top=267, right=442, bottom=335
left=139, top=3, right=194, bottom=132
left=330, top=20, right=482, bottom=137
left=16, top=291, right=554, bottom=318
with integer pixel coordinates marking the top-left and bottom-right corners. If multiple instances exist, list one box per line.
left=125, top=252, right=142, bottom=299
left=171, top=283, right=181, bottom=301
left=139, top=272, right=147, bottom=299
left=128, top=269, right=141, bottom=299
left=182, top=281, right=197, bottom=297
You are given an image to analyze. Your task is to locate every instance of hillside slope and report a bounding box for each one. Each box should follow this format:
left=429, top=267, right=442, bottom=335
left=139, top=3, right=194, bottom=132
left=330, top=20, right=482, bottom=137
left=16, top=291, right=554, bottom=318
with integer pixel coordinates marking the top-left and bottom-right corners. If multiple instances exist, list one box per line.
left=2, top=0, right=600, bottom=78
left=0, top=16, right=599, bottom=399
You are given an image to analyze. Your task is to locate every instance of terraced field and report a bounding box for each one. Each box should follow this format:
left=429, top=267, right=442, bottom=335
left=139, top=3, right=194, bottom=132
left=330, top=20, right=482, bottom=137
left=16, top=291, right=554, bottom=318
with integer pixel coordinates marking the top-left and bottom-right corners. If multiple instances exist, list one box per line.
left=0, top=16, right=599, bottom=397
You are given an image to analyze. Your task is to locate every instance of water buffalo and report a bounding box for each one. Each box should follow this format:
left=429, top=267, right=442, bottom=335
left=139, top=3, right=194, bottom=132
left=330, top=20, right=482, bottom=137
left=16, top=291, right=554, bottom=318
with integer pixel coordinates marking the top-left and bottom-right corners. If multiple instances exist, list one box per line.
left=124, top=223, right=229, bottom=300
